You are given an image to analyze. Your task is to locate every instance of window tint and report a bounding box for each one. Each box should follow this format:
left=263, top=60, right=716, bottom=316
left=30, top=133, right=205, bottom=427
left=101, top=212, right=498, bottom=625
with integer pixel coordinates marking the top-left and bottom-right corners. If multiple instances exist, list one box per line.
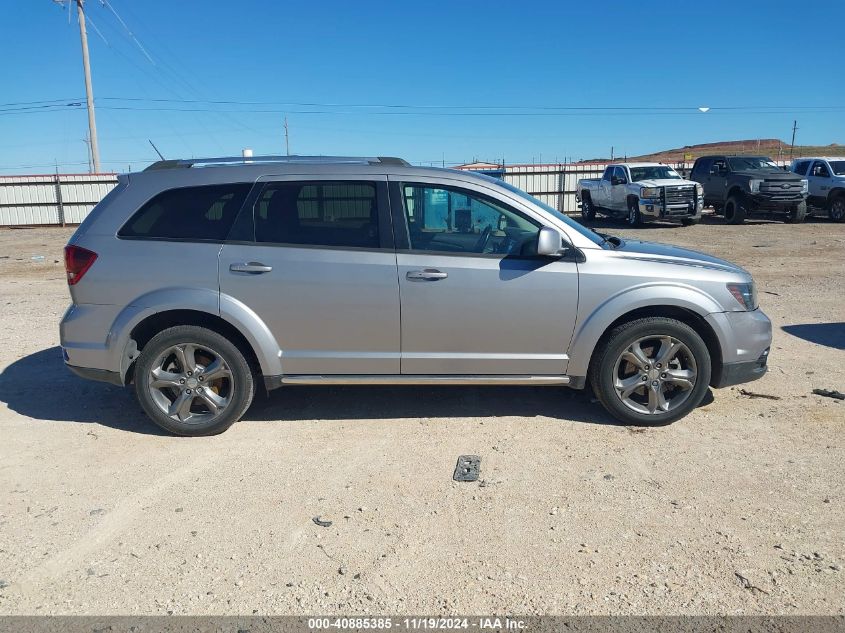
left=400, top=184, right=540, bottom=256
left=119, top=184, right=251, bottom=240
left=613, top=166, right=627, bottom=183
left=792, top=160, right=811, bottom=176
left=602, top=167, right=613, bottom=180
left=254, top=181, right=379, bottom=248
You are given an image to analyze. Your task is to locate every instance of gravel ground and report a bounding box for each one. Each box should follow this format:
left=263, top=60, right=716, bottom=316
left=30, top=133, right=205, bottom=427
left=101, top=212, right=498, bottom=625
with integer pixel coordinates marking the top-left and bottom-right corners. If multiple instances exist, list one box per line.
left=0, top=215, right=843, bottom=615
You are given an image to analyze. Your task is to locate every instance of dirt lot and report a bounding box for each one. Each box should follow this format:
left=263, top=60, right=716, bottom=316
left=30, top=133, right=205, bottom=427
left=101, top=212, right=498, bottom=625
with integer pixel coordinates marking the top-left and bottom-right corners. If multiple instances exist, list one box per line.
left=0, top=215, right=843, bottom=616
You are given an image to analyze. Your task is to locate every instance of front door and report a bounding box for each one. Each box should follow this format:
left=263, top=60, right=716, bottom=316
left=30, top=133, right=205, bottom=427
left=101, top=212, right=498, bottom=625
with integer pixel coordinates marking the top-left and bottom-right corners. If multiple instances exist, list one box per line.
left=219, top=176, right=400, bottom=375
left=610, top=166, right=628, bottom=212
left=389, top=177, right=579, bottom=375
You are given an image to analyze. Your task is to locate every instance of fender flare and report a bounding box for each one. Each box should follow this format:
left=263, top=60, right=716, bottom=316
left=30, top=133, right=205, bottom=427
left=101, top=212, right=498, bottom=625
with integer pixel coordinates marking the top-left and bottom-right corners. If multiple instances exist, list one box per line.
left=565, top=282, right=723, bottom=377
left=106, top=287, right=283, bottom=381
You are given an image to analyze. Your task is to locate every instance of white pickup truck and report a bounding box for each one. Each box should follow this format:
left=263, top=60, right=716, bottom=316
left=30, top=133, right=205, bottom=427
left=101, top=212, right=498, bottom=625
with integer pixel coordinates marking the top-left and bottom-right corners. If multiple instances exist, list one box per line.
left=789, top=157, right=845, bottom=222
left=576, top=163, right=704, bottom=226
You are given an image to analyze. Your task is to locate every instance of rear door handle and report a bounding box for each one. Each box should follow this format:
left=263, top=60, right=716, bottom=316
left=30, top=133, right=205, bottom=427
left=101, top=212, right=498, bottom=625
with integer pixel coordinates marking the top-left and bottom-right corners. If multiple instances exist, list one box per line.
left=406, top=269, right=448, bottom=281
left=230, top=262, right=273, bottom=274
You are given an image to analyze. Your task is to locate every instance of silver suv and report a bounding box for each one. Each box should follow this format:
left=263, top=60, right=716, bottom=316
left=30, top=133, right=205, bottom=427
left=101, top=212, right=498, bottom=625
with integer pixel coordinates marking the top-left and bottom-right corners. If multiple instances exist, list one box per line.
left=60, top=155, right=772, bottom=435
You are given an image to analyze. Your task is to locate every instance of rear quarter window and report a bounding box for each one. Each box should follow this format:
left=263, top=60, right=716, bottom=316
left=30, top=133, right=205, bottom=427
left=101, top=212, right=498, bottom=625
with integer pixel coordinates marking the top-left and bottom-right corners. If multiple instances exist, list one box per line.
left=118, top=184, right=252, bottom=240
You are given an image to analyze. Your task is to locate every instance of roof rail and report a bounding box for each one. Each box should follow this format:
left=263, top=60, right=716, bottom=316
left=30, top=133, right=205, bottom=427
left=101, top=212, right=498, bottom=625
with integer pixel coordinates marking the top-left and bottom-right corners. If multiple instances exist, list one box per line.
left=144, top=155, right=410, bottom=171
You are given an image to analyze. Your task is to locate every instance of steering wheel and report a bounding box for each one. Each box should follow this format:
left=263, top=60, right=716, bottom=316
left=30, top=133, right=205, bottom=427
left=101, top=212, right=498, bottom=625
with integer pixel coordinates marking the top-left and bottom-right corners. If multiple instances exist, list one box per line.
left=475, top=224, right=492, bottom=253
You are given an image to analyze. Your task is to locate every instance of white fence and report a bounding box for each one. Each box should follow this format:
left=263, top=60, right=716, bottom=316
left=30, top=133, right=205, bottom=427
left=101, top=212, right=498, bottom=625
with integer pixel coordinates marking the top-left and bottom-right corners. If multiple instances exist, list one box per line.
left=0, top=173, right=119, bottom=227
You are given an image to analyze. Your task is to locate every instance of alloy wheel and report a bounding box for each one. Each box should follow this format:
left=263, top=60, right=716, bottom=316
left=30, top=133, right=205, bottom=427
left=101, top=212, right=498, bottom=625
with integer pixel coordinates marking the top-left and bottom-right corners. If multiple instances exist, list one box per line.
left=612, top=335, right=698, bottom=415
left=146, top=343, right=234, bottom=425
left=831, top=198, right=845, bottom=221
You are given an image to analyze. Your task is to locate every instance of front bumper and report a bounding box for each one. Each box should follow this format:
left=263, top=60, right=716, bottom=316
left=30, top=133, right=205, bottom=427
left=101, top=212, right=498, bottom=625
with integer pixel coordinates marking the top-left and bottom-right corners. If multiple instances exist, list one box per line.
left=639, top=197, right=703, bottom=221
left=705, top=308, right=773, bottom=388
left=711, top=351, right=769, bottom=388
left=745, top=193, right=807, bottom=212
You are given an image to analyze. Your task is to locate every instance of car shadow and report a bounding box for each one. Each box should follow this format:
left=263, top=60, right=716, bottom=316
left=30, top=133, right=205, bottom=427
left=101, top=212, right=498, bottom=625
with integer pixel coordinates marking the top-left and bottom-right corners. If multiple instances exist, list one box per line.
left=1, top=347, right=714, bottom=433
left=782, top=323, right=845, bottom=350
left=0, top=347, right=166, bottom=435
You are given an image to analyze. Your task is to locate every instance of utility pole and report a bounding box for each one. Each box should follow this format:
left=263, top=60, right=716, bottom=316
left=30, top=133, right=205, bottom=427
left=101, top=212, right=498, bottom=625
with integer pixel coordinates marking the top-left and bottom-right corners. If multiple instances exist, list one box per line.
left=76, top=0, right=100, bottom=172
left=284, top=116, right=290, bottom=156
left=789, top=120, right=798, bottom=160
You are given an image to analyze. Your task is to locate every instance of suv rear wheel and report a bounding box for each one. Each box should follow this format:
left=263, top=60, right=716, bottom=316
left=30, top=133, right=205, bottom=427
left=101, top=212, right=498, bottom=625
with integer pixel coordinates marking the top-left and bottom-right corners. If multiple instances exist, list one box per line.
left=724, top=195, right=747, bottom=224
left=589, top=317, right=712, bottom=426
left=134, top=325, right=254, bottom=436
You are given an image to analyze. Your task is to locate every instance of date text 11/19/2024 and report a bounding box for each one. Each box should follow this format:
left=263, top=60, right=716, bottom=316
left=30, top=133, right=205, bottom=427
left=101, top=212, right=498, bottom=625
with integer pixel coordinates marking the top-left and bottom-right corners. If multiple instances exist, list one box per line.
left=307, top=617, right=527, bottom=630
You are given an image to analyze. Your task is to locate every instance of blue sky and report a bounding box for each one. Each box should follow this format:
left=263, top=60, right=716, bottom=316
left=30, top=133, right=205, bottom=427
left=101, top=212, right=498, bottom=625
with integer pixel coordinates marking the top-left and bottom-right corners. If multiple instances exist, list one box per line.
left=2, top=0, right=844, bottom=173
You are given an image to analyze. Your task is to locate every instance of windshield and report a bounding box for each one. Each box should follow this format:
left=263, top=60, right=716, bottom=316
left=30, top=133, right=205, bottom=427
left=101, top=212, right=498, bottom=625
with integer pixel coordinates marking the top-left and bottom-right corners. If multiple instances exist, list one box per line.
left=830, top=161, right=845, bottom=176
left=475, top=175, right=606, bottom=246
left=629, top=166, right=682, bottom=181
left=727, top=156, right=780, bottom=171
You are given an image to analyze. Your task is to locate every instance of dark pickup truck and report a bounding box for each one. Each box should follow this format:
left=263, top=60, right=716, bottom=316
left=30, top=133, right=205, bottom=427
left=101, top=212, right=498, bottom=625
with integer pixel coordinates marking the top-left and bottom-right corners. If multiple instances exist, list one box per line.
left=690, top=155, right=808, bottom=224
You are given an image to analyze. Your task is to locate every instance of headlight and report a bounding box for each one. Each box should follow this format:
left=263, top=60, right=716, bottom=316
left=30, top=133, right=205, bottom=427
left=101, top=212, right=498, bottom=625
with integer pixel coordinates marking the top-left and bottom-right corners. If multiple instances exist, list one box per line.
left=641, top=187, right=661, bottom=198
left=801, top=179, right=809, bottom=193
left=727, top=282, right=758, bottom=310
left=695, top=184, right=704, bottom=197
left=749, top=179, right=763, bottom=193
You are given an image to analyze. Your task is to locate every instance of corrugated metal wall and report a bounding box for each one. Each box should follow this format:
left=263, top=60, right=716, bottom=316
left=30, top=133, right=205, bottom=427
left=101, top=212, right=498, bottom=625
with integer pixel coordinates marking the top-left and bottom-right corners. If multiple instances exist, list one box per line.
left=0, top=174, right=118, bottom=227
left=0, top=160, right=793, bottom=227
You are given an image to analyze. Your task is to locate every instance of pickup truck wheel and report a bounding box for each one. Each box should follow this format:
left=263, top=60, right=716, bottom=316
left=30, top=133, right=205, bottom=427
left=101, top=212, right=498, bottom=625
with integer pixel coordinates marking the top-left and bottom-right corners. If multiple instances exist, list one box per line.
left=588, top=317, right=711, bottom=426
left=627, top=199, right=642, bottom=226
left=829, top=196, right=845, bottom=222
left=785, top=201, right=807, bottom=224
left=134, top=325, right=255, bottom=436
left=724, top=195, right=747, bottom=224
left=581, top=194, right=596, bottom=221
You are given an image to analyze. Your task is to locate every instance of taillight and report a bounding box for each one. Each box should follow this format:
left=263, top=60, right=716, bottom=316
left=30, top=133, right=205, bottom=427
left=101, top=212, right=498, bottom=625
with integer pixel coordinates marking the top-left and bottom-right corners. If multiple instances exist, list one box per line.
left=64, top=245, right=98, bottom=285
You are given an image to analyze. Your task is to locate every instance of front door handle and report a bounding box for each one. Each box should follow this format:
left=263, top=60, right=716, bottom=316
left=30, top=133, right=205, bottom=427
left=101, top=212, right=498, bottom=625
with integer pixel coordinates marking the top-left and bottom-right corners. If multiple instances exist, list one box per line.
left=406, top=269, right=448, bottom=281
left=230, top=262, right=273, bottom=274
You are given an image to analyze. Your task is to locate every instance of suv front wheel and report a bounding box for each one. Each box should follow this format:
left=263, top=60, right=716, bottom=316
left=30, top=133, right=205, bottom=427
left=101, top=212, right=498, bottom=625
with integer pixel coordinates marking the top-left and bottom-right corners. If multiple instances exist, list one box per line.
left=589, top=317, right=712, bottom=426
left=134, top=325, right=255, bottom=436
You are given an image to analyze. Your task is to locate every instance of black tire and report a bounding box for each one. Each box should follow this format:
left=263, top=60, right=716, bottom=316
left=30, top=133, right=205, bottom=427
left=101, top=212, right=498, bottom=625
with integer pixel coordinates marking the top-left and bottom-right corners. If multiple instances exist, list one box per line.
left=785, top=201, right=807, bottom=224
left=626, top=198, right=642, bottom=227
left=829, top=195, right=845, bottom=222
left=581, top=193, right=596, bottom=221
left=724, top=195, right=747, bottom=224
left=681, top=217, right=700, bottom=226
left=134, top=325, right=254, bottom=436
left=588, top=317, right=712, bottom=426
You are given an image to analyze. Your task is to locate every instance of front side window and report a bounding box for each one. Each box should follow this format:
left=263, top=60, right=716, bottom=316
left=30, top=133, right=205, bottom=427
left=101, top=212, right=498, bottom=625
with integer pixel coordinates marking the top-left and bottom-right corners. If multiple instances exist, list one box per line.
left=400, top=184, right=540, bottom=256
left=119, top=184, right=251, bottom=240
left=613, top=167, right=627, bottom=183
left=254, top=181, right=380, bottom=249
left=830, top=161, right=845, bottom=176
left=811, top=161, right=831, bottom=178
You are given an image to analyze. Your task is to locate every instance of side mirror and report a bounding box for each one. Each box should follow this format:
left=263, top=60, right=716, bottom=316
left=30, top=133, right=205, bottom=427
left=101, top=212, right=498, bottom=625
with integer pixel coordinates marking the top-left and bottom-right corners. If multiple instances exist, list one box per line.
left=537, top=227, right=566, bottom=257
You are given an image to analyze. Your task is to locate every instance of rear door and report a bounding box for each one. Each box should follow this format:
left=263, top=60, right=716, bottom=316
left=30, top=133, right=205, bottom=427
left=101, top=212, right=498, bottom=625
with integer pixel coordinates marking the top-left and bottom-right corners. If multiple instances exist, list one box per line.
left=389, top=175, right=579, bottom=375
left=598, top=167, right=613, bottom=207
left=218, top=175, right=400, bottom=375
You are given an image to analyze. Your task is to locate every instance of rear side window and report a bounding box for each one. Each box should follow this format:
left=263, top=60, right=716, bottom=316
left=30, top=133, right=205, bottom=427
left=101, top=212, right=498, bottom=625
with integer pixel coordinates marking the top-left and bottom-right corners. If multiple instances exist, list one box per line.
left=119, top=184, right=251, bottom=240
left=692, top=158, right=711, bottom=176
left=254, top=181, right=380, bottom=249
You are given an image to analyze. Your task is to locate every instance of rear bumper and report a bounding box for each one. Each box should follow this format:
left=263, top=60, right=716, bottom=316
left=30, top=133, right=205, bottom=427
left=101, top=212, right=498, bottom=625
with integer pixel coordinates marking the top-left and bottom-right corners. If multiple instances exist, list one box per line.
left=66, top=363, right=123, bottom=386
